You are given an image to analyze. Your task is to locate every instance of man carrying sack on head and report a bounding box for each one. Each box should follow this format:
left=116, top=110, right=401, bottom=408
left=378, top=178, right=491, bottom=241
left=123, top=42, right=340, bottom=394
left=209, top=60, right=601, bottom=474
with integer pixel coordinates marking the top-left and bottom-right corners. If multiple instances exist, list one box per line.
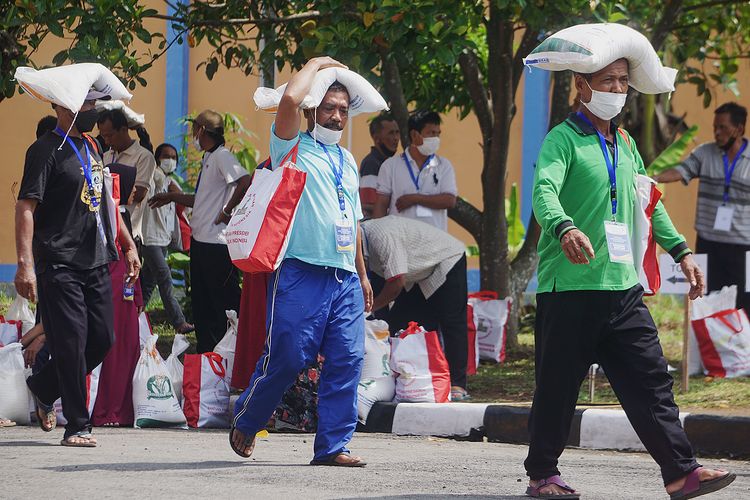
left=230, top=57, right=387, bottom=465
left=14, top=63, right=140, bottom=447
left=522, top=24, right=735, bottom=499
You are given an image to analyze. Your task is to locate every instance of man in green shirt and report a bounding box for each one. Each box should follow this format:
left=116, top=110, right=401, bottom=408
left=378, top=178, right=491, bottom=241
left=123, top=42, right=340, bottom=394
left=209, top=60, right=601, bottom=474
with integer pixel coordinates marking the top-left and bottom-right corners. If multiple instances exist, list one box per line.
left=525, top=58, right=734, bottom=499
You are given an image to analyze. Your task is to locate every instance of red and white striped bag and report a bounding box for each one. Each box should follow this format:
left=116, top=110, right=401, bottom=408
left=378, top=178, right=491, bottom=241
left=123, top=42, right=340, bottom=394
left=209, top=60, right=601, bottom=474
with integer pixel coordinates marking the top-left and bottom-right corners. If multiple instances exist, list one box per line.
left=182, top=352, right=231, bottom=428
left=226, top=143, right=306, bottom=273
left=466, top=304, right=479, bottom=376
left=54, top=364, right=101, bottom=425
left=692, top=308, right=750, bottom=378
left=390, top=323, right=451, bottom=403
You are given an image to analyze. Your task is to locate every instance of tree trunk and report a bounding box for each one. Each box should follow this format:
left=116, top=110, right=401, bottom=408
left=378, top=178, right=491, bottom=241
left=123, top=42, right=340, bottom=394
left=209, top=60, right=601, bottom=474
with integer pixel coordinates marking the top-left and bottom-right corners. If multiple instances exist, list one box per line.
left=379, top=50, right=411, bottom=147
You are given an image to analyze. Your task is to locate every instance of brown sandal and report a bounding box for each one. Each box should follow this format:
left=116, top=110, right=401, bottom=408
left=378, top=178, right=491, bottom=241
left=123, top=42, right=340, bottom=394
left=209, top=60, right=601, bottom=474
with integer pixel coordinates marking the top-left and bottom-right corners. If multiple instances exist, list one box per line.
left=229, top=427, right=256, bottom=458
left=60, top=432, right=97, bottom=448
left=33, top=395, right=56, bottom=432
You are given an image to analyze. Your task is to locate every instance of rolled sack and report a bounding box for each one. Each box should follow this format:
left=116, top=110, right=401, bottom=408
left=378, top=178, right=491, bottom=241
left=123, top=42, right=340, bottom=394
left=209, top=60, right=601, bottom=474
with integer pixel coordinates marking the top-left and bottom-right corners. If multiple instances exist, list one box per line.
left=96, top=99, right=145, bottom=128
left=15, top=62, right=132, bottom=112
left=523, top=23, right=677, bottom=94
left=253, top=66, right=389, bottom=116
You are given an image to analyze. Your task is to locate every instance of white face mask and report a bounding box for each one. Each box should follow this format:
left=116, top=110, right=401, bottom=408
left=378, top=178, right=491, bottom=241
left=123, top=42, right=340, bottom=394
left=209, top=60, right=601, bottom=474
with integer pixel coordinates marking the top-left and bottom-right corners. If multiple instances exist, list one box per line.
left=582, top=80, right=628, bottom=121
left=159, top=158, right=177, bottom=174
left=417, top=136, right=440, bottom=156
left=192, top=136, right=202, bottom=151
left=313, top=122, right=343, bottom=145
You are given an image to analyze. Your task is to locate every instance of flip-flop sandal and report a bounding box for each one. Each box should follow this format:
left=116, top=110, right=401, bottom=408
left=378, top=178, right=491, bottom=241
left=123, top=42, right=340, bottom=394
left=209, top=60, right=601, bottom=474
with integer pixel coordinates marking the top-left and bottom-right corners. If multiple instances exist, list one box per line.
left=451, top=386, right=472, bottom=402
left=669, top=469, right=736, bottom=500
left=526, top=475, right=579, bottom=499
left=229, top=427, right=256, bottom=458
left=0, top=419, right=17, bottom=428
left=33, top=395, right=56, bottom=432
left=310, top=453, right=367, bottom=467
left=60, top=432, right=97, bottom=448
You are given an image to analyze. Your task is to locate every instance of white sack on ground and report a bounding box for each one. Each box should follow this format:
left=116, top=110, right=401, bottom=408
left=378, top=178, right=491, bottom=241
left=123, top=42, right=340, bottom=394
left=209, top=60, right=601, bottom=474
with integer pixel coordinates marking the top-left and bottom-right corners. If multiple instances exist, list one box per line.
left=15, top=62, right=132, bottom=112
left=523, top=23, right=677, bottom=94
left=6, top=295, right=35, bottom=336
left=133, top=335, right=187, bottom=428
left=254, top=66, right=388, bottom=116
left=358, top=319, right=396, bottom=422
left=0, top=344, right=31, bottom=424
left=165, top=334, right=191, bottom=404
left=214, top=310, right=238, bottom=385
left=688, top=286, right=738, bottom=375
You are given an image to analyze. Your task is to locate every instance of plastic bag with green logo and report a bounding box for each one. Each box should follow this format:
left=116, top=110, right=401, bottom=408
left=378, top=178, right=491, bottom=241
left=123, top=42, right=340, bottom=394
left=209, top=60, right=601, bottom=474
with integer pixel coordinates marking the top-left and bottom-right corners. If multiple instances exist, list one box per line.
left=132, top=335, right=187, bottom=429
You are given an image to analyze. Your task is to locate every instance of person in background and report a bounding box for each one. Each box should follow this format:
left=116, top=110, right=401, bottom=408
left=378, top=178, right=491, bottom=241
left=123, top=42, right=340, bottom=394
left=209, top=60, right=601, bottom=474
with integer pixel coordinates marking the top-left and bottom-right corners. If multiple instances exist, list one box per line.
left=35, top=115, right=58, bottom=140
left=526, top=57, right=733, bottom=499
left=230, top=57, right=373, bottom=466
left=149, top=110, right=251, bottom=353
left=361, top=215, right=470, bottom=400
left=373, top=110, right=457, bottom=231
left=655, top=102, right=750, bottom=312
left=98, top=108, right=157, bottom=244
left=16, top=94, right=140, bottom=447
left=91, top=163, right=142, bottom=428
left=360, top=113, right=399, bottom=218
left=141, top=143, right=193, bottom=334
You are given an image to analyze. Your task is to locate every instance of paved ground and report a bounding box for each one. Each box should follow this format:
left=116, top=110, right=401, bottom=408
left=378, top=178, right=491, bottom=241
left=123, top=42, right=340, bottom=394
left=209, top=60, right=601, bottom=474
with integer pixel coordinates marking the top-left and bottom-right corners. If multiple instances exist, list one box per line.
left=1, top=427, right=748, bottom=499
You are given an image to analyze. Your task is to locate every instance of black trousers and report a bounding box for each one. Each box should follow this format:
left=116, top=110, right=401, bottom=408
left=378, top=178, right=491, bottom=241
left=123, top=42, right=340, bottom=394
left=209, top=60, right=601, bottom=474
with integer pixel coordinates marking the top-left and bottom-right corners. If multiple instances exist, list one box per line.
left=27, top=265, right=114, bottom=437
left=696, top=236, right=750, bottom=312
left=524, top=285, right=699, bottom=485
left=190, top=238, right=241, bottom=353
left=386, top=255, right=468, bottom=389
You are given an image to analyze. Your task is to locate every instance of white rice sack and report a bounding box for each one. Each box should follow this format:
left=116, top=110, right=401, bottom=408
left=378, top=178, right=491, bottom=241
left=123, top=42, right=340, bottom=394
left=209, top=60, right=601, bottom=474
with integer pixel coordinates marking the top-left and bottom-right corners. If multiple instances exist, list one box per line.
left=15, top=62, right=132, bottom=112
left=96, top=99, right=145, bottom=127
left=523, top=23, right=677, bottom=94
left=0, top=344, right=31, bottom=424
left=132, top=335, right=187, bottom=429
left=253, top=66, right=388, bottom=116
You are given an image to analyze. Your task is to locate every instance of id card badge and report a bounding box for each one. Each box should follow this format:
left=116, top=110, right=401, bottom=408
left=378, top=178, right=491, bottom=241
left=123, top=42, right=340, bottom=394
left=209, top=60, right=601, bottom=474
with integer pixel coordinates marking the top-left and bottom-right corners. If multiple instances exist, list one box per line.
left=604, top=221, right=633, bottom=264
left=713, top=205, right=734, bottom=231
left=335, top=217, right=355, bottom=253
left=416, top=205, right=433, bottom=218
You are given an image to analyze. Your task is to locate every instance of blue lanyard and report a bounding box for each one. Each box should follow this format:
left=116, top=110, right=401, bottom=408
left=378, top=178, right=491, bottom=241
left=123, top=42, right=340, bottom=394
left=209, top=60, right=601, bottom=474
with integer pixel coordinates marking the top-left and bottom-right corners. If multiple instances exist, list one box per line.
left=309, top=133, right=346, bottom=213
left=722, top=139, right=748, bottom=204
left=402, top=153, right=434, bottom=191
left=577, top=113, right=618, bottom=218
left=55, top=127, right=98, bottom=208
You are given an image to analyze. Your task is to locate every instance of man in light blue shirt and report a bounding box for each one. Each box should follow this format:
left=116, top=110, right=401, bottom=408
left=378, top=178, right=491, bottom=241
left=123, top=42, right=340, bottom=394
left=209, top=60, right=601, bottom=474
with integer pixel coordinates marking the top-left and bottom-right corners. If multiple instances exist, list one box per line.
left=231, top=57, right=373, bottom=467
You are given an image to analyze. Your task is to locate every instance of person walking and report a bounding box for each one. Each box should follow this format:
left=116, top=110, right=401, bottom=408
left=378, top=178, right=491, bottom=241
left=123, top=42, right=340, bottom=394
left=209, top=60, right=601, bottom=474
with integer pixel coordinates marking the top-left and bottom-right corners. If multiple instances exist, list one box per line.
left=525, top=57, right=735, bottom=499
left=230, top=57, right=377, bottom=466
left=655, top=102, right=750, bottom=311
left=16, top=79, right=140, bottom=447
left=141, top=142, right=193, bottom=334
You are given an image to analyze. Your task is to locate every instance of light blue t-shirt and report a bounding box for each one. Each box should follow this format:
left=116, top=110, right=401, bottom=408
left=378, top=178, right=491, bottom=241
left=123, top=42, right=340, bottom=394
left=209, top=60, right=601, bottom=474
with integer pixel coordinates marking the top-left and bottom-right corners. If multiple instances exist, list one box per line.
left=270, top=125, right=363, bottom=272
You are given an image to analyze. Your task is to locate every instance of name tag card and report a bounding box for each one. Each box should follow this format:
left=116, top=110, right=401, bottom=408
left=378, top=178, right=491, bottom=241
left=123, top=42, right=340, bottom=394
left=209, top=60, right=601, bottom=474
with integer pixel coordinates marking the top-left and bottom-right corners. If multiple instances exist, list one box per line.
left=713, top=205, right=734, bottom=232
left=604, top=221, right=633, bottom=264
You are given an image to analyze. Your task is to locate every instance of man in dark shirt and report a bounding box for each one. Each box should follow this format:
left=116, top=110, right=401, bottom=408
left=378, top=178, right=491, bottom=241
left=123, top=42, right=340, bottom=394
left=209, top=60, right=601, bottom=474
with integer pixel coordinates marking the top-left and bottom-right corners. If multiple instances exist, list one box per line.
left=360, top=113, right=399, bottom=218
left=15, top=97, right=140, bottom=447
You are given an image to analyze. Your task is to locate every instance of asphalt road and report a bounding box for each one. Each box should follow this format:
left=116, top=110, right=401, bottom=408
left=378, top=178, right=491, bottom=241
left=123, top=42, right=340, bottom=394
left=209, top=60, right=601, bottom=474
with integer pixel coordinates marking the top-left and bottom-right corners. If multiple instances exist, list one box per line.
left=1, top=427, right=748, bottom=499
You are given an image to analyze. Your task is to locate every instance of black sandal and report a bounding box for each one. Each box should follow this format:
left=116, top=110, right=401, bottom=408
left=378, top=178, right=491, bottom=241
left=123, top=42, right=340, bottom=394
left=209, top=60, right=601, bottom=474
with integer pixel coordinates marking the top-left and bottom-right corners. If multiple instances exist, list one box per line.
left=229, top=427, right=256, bottom=458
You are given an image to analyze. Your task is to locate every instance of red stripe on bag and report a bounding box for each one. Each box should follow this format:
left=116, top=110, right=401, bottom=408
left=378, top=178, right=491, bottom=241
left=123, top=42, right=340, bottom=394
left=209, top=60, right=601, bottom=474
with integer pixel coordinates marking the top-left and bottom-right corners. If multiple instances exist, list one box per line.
left=424, top=330, right=451, bottom=403
left=469, top=291, right=498, bottom=301
left=466, top=305, right=477, bottom=376
left=182, top=354, right=202, bottom=428
left=251, top=168, right=307, bottom=271
left=692, top=317, right=727, bottom=378
left=642, top=185, right=662, bottom=295
left=498, top=300, right=510, bottom=363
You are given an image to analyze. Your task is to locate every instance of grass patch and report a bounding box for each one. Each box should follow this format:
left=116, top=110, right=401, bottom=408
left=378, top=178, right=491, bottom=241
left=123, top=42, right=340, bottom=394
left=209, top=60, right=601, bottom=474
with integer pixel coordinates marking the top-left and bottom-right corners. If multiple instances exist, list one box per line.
left=469, top=294, right=750, bottom=411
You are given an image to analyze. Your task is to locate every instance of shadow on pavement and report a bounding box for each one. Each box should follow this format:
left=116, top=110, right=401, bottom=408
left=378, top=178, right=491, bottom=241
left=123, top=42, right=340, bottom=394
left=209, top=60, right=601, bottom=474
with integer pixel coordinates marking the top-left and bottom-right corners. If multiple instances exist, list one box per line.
left=0, top=440, right=57, bottom=447
left=38, top=460, right=253, bottom=472
left=349, top=496, right=527, bottom=500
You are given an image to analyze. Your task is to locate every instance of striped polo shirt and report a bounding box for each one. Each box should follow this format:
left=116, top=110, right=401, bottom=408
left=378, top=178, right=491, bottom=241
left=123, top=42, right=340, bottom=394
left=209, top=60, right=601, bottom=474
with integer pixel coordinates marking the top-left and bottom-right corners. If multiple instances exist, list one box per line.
left=676, top=138, right=750, bottom=245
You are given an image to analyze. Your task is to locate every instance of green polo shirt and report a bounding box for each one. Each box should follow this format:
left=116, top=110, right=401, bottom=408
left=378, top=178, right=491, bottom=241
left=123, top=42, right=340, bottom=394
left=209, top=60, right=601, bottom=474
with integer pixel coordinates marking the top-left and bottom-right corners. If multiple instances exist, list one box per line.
left=533, top=113, right=690, bottom=293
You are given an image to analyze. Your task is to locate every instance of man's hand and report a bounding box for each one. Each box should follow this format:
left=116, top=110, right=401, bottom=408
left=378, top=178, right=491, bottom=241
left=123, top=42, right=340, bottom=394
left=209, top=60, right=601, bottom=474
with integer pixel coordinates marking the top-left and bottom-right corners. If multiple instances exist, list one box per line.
left=360, top=275, right=373, bottom=314
left=214, top=209, right=231, bottom=225
left=680, top=253, right=705, bottom=300
left=14, top=263, right=37, bottom=303
left=124, top=247, right=141, bottom=282
left=23, top=335, right=45, bottom=368
left=560, top=229, right=595, bottom=265
left=148, top=192, right=173, bottom=209
left=395, top=194, right=419, bottom=212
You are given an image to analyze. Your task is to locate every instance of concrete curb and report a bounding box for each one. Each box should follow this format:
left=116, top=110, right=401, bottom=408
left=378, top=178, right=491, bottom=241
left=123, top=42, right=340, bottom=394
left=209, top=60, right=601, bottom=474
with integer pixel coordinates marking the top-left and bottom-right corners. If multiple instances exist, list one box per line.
left=359, top=402, right=750, bottom=458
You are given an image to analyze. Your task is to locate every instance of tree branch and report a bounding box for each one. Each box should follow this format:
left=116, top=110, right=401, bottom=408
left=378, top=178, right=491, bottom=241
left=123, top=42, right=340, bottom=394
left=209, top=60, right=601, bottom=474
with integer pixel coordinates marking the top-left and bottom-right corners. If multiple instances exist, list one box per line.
left=146, top=10, right=320, bottom=26
left=684, top=0, right=744, bottom=11
left=448, top=198, right=483, bottom=243
left=458, top=50, right=492, bottom=140
left=650, top=0, right=684, bottom=52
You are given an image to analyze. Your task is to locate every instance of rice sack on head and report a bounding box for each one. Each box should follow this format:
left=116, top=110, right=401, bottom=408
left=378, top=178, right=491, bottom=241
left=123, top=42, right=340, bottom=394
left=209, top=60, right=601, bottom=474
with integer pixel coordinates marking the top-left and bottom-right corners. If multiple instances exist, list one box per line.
left=522, top=23, right=677, bottom=95
left=253, top=66, right=388, bottom=116
left=14, top=62, right=132, bottom=112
